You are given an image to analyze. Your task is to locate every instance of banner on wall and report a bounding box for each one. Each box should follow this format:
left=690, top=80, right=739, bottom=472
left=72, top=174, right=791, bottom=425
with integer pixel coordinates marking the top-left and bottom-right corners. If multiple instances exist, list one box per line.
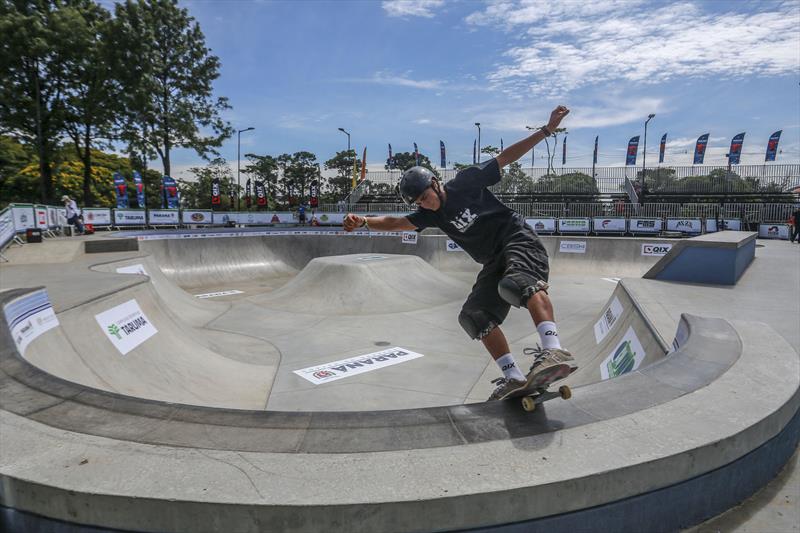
left=182, top=210, right=213, bottom=225
left=114, top=209, right=146, bottom=225
left=309, top=181, right=319, bottom=208
left=3, top=288, right=59, bottom=355
left=133, top=170, right=146, bottom=208
left=593, top=218, right=626, bottom=233
left=255, top=180, right=267, bottom=207
left=525, top=218, right=557, bottom=233
left=82, top=208, right=112, bottom=226
left=47, top=206, right=63, bottom=228
left=600, top=326, right=646, bottom=380
left=114, top=172, right=128, bottom=209
left=148, top=209, right=179, bottom=225
left=693, top=134, right=709, bottom=165
left=558, top=218, right=591, bottom=233
left=11, top=205, right=35, bottom=232
left=629, top=218, right=662, bottom=233
left=666, top=218, right=702, bottom=234
left=705, top=219, right=742, bottom=232
left=34, top=205, right=48, bottom=228
left=758, top=224, right=789, bottom=240
left=211, top=177, right=221, bottom=206
left=0, top=209, right=15, bottom=248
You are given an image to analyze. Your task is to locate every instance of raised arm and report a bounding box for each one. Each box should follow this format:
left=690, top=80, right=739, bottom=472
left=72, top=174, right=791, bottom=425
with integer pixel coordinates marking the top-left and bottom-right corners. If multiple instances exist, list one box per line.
left=343, top=213, right=417, bottom=232
left=496, top=105, right=570, bottom=168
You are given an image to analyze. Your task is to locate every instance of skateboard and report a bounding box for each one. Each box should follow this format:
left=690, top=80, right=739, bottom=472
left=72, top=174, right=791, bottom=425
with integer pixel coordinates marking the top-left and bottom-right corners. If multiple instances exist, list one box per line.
left=506, top=363, right=573, bottom=412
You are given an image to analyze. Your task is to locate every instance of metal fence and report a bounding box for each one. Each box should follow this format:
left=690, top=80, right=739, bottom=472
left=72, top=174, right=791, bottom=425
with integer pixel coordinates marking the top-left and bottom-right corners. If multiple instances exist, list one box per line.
left=317, top=202, right=798, bottom=222
left=356, top=164, right=800, bottom=195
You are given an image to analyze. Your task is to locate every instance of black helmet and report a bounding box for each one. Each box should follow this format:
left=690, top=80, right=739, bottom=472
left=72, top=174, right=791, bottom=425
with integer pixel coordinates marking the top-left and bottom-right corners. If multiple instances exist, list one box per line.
left=397, top=166, right=435, bottom=205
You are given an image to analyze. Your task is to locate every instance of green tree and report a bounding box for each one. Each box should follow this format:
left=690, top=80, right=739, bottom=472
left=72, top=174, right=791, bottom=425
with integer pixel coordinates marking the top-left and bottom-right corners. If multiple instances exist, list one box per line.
left=109, top=0, right=233, bottom=176
left=481, top=145, right=500, bottom=158
left=324, top=149, right=360, bottom=198
left=384, top=151, right=440, bottom=179
left=281, top=151, right=319, bottom=207
left=0, top=0, right=84, bottom=202
left=179, top=157, right=234, bottom=209
left=243, top=153, right=279, bottom=199
left=495, top=162, right=530, bottom=194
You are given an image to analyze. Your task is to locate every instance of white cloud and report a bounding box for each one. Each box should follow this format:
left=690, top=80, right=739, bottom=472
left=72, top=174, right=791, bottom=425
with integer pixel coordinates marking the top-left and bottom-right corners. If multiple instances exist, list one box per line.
left=415, top=118, right=432, bottom=124
left=338, top=71, right=443, bottom=90
left=382, top=0, right=445, bottom=18
left=467, top=1, right=800, bottom=94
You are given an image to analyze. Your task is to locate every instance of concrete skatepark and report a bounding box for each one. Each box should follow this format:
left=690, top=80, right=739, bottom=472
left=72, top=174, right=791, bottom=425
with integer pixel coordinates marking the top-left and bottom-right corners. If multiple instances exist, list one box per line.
left=0, top=227, right=798, bottom=532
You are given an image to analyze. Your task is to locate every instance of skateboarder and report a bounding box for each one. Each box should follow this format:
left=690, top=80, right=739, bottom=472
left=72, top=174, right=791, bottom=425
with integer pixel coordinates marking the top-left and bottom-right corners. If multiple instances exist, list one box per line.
left=343, top=105, right=576, bottom=401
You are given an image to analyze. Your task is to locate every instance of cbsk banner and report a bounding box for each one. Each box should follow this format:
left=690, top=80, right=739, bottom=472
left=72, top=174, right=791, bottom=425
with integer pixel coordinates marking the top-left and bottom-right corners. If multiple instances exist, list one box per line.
left=133, top=171, right=146, bottom=208
left=626, top=136, right=640, bottom=166
left=765, top=130, right=782, bottom=162
left=728, top=133, right=745, bottom=165
left=113, top=172, right=128, bottom=208
left=659, top=133, right=667, bottom=164
left=693, top=134, right=709, bottom=165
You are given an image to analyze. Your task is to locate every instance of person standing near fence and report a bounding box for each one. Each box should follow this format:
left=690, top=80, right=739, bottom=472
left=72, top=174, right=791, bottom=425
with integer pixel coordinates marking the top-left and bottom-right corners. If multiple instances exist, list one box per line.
left=61, top=195, right=84, bottom=235
left=790, top=206, right=800, bottom=243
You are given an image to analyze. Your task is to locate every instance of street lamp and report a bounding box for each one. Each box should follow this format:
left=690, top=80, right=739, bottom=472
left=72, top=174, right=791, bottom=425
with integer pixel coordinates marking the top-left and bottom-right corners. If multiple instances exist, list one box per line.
left=642, top=114, right=655, bottom=182
left=474, top=123, right=481, bottom=163
left=525, top=125, right=537, bottom=167
left=338, top=127, right=351, bottom=152
left=237, top=127, right=255, bottom=211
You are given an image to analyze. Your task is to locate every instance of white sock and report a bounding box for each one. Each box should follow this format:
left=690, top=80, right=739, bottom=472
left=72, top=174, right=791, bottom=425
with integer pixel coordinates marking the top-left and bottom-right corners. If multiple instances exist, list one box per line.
left=496, top=353, right=525, bottom=381
left=537, top=321, right=562, bottom=350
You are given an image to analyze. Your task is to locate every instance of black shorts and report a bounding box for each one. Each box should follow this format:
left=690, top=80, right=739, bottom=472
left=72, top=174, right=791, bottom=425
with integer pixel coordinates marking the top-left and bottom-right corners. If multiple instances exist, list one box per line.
left=461, top=225, right=549, bottom=330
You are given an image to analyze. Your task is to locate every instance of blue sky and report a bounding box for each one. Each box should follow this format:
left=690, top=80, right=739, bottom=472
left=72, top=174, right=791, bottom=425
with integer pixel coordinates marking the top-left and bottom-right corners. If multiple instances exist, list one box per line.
left=155, top=0, right=799, bottom=179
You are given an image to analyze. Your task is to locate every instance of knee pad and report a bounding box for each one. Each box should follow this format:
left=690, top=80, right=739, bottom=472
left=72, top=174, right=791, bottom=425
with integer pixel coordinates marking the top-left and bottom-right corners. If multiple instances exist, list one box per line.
left=458, top=309, right=498, bottom=340
left=498, top=276, right=549, bottom=308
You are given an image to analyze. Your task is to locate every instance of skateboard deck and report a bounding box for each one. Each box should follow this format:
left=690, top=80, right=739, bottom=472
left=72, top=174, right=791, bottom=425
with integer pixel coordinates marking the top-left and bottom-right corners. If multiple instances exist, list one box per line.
left=504, top=363, right=573, bottom=412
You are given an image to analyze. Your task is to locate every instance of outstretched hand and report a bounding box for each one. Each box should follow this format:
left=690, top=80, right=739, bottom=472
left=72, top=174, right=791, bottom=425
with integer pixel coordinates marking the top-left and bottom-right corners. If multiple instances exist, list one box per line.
left=547, top=105, right=570, bottom=131
left=343, top=213, right=363, bottom=232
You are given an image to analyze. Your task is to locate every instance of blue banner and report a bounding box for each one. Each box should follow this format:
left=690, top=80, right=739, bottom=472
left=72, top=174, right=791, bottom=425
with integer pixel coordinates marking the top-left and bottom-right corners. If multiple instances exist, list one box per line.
left=162, top=176, right=179, bottom=209
left=473, top=140, right=476, bottom=164
left=626, top=136, right=640, bottom=166
left=593, top=136, right=598, bottom=165
left=693, top=134, right=709, bottom=165
left=133, top=170, right=145, bottom=208
left=387, top=143, right=393, bottom=169
left=728, top=133, right=745, bottom=165
left=413, top=142, right=420, bottom=166
left=659, top=133, right=667, bottom=164
left=500, top=138, right=504, bottom=152
left=562, top=135, right=567, bottom=165
left=113, top=172, right=128, bottom=208
left=765, top=130, right=782, bottom=162
left=440, top=141, right=446, bottom=168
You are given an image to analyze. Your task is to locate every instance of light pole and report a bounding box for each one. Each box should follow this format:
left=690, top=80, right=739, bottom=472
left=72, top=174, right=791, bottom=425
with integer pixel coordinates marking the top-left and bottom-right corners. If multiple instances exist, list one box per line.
left=474, top=123, right=481, bottom=163
left=525, top=125, right=536, bottom=168
left=237, top=127, right=254, bottom=211
left=338, top=127, right=351, bottom=152
left=642, top=114, right=655, bottom=187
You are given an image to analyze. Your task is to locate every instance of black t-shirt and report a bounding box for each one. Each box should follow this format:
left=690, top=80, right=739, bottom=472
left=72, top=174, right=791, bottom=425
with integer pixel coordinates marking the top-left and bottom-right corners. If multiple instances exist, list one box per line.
left=406, top=158, right=525, bottom=264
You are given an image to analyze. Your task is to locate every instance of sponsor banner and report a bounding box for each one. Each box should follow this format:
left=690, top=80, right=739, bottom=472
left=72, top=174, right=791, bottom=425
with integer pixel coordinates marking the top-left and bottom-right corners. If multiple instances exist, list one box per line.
left=728, top=132, right=745, bottom=165
left=46, top=206, right=62, bottom=228
left=133, top=170, right=146, bottom=208
left=34, top=205, right=49, bottom=228
left=705, top=219, right=742, bottom=232
left=765, top=130, right=782, bottom=162
left=446, top=239, right=464, bottom=252
left=594, top=296, right=624, bottom=344
left=626, top=136, right=640, bottom=166
left=182, top=210, right=213, bottom=224
left=114, top=209, right=147, bottom=225
left=82, top=208, right=112, bottom=226
left=525, top=218, right=556, bottom=233
left=114, top=172, right=129, bottom=209
left=659, top=133, right=667, bottom=164
left=194, top=290, right=244, bottom=299
left=94, top=299, right=158, bottom=355
left=294, top=347, right=425, bottom=385
left=148, top=209, right=179, bottom=225
left=558, top=218, right=591, bottom=233
left=559, top=240, right=587, bottom=254
left=629, top=218, right=662, bottom=233
left=642, top=243, right=673, bottom=256
left=0, top=209, right=15, bottom=248
left=758, top=224, right=790, bottom=240
left=3, top=288, right=59, bottom=355
left=162, top=176, right=179, bottom=209
left=601, top=326, right=646, bottom=380
left=316, top=213, right=345, bottom=225
left=401, top=231, right=418, bottom=244
left=116, top=264, right=148, bottom=276
left=593, top=217, right=626, bottom=233
left=666, top=218, right=702, bottom=234
left=693, top=133, right=709, bottom=165
left=11, top=205, right=35, bottom=232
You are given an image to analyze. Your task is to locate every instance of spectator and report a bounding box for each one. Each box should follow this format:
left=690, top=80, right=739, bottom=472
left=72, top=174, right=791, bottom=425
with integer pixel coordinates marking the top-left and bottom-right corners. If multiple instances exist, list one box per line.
left=790, top=206, right=800, bottom=244
left=297, top=203, right=307, bottom=226
left=62, top=195, right=84, bottom=235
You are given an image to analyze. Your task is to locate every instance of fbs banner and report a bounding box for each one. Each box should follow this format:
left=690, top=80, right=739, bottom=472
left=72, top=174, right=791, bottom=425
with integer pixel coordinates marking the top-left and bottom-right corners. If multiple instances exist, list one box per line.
left=659, top=133, right=667, bottom=164
left=765, top=130, right=782, bottom=162
left=693, top=133, right=709, bottom=165
left=113, top=172, right=128, bottom=209
left=133, top=170, right=145, bottom=208
left=626, top=136, right=640, bottom=166
left=728, top=133, right=745, bottom=165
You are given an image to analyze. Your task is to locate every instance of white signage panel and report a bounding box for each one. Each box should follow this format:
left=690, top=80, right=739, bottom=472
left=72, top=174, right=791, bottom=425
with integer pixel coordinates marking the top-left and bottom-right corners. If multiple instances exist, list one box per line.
left=558, top=218, right=591, bottom=233
left=316, top=213, right=345, bottom=225
left=148, top=209, right=179, bottom=225
left=82, top=208, right=112, bottom=226
left=94, top=299, right=158, bottom=355
left=601, top=326, right=646, bottom=380
left=641, top=243, right=673, bottom=256
left=593, top=218, right=626, bottom=233
left=401, top=231, right=418, bottom=244
left=0, top=209, right=15, bottom=247
left=114, top=209, right=146, bottom=225
left=525, top=218, right=556, bottom=233
left=3, top=289, right=59, bottom=355
left=11, top=205, right=35, bottom=231
left=666, top=218, right=702, bottom=234
left=293, top=347, right=424, bottom=385
left=594, top=296, right=624, bottom=344
left=758, top=224, right=790, bottom=240
left=34, top=205, right=49, bottom=228
left=559, top=241, right=587, bottom=254
left=705, top=219, right=742, bottom=232
left=629, top=218, right=662, bottom=233
left=182, top=210, right=213, bottom=224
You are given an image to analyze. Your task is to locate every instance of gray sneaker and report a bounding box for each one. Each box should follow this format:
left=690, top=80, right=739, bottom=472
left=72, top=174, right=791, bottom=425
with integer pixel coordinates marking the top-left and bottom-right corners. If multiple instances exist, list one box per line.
left=487, top=377, right=527, bottom=401
left=524, top=346, right=578, bottom=378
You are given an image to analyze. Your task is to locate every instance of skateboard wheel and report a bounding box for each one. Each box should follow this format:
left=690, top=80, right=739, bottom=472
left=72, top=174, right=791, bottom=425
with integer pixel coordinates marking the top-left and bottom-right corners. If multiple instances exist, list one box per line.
left=559, top=385, right=572, bottom=400
left=521, top=396, right=537, bottom=412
